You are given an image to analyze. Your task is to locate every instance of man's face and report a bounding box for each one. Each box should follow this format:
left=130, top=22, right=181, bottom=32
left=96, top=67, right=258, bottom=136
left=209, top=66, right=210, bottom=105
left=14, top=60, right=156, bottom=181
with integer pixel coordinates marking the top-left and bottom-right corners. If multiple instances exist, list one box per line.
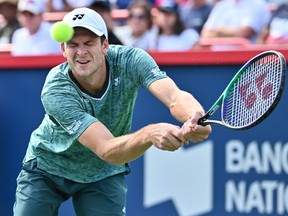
left=61, top=27, right=108, bottom=80
left=17, top=10, right=42, bottom=34
left=128, top=6, right=150, bottom=36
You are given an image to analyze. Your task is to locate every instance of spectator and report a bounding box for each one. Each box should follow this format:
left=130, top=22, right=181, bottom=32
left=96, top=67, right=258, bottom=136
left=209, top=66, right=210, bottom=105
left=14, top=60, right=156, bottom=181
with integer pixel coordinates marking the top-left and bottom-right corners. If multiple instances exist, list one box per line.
left=11, top=0, right=61, bottom=56
left=45, top=0, right=94, bottom=12
left=0, top=0, right=20, bottom=44
left=45, top=0, right=73, bottom=12
left=257, top=2, right=288, bottom=45
left=115, top=0, right=154, bottom=9
left=148, top=0, right=199, bottom=51
left=179, top=0, right=213, bottom=34
left=200, top=0, right=271, bottom=44
left=114, top=0, right=153, bottom=49
left=155, top=0, right=187, bottom=7
left=89, top=0, right=123, bottom=45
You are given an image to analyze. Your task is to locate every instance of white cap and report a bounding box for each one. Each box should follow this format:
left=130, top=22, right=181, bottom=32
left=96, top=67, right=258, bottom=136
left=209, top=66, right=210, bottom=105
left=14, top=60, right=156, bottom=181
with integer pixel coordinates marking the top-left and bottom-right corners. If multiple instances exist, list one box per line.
left=63, top=7, right=108, bottom=39
left=18, top=0, right=45, bottom=15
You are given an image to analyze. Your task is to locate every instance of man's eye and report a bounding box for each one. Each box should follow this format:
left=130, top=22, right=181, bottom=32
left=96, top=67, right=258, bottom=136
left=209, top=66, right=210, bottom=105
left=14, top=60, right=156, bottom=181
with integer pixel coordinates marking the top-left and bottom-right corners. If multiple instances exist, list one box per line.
left=86, top=42, right=95, bottom=46
left=67, top=44, right=77, bottom=48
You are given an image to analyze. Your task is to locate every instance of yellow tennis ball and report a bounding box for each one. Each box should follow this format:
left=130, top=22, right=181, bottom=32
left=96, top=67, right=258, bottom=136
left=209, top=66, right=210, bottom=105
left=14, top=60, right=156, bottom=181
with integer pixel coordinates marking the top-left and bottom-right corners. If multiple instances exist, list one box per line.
left=50, top=21, right=74, bottom=42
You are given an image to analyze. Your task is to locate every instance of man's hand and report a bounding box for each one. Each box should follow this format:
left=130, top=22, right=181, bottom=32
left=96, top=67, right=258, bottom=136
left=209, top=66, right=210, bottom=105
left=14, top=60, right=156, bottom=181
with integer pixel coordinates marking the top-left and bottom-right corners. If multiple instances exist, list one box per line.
left=181, top=111, right=212, bottom=143
left=149, top=123, right=188, bottom=151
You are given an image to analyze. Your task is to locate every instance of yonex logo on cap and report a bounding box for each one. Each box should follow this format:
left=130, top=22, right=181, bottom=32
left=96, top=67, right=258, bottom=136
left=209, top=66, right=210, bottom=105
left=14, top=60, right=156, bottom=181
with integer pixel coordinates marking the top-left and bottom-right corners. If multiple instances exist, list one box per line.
left=72, top=14, right=85, bottom=21
left=63, top=8, right=108, bottom=38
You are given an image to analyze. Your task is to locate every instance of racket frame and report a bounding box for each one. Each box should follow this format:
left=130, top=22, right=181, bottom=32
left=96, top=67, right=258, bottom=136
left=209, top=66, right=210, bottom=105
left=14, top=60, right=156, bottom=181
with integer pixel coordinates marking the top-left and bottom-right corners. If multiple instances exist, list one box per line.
left=197, top=50, right=286, bottom=130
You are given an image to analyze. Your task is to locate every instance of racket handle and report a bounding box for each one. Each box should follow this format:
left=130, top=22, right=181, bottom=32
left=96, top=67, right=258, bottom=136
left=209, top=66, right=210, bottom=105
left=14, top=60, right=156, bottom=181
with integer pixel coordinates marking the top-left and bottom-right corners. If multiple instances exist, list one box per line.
left=197, top=115, right=209, bottom=126
left=198, top=103, right=220, bottom=126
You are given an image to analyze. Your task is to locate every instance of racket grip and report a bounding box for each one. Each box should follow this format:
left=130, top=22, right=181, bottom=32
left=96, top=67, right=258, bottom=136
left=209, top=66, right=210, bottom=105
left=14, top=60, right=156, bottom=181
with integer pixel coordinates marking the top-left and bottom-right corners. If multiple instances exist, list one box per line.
left=197, top=115, right=210, bottom=126
left=197, top=117, right=206, bottom=126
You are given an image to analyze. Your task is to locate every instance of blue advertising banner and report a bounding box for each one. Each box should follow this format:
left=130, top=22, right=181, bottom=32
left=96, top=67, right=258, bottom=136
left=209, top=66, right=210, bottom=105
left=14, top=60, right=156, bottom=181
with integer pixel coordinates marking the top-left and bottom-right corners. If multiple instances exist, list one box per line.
left=0, top=62, right=287, bottom=216
left=125, top=65, right=288, bottom=216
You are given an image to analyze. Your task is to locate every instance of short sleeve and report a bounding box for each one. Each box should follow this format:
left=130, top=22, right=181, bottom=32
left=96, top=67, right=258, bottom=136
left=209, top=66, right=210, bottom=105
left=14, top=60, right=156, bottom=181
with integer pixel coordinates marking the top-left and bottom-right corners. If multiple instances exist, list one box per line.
left=41, top=78, right=97, bottom=139
left=123, top=47, right=168, bottom=89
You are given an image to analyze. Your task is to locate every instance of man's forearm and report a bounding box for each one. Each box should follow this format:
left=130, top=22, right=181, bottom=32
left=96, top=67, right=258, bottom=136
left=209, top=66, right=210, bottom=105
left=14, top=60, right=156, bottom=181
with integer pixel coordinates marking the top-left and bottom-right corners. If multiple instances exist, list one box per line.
left=169, top=90, right=205, bottom=123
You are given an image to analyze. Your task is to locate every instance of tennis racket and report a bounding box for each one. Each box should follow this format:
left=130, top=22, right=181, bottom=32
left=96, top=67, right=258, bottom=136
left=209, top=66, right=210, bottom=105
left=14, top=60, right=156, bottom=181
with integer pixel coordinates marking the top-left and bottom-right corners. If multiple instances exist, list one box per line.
left=197, top=50, right=286, bottom=130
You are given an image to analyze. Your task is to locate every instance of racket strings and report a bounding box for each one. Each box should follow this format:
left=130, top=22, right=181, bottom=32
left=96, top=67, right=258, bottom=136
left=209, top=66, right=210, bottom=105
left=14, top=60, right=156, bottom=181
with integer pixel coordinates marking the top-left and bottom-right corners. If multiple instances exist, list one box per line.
left=223, top=54, right=282, bottom=127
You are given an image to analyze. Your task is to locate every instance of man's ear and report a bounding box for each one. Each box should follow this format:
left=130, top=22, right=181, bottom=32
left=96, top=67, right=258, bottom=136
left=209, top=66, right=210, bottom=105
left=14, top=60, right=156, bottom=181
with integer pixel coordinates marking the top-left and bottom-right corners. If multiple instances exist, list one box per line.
left=102, top=38, right=109, bottom=55
left=61, top=43, right=67, bottom=58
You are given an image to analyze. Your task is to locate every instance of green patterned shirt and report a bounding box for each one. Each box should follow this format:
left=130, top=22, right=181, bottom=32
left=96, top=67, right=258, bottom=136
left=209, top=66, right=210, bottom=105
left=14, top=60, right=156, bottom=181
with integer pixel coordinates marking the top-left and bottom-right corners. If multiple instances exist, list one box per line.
left=24, top=45, right=168, bottom=183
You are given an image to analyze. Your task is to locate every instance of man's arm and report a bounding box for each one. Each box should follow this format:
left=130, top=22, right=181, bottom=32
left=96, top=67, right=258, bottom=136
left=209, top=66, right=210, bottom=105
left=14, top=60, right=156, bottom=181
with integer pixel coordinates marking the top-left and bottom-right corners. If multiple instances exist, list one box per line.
left=148, top=77, right=212, bottom=142
left=148, top=77, right=202, bottom=122
left=77, top=77, right=211, bottom=165
left=78, top=121, right=186, bottom=165
left=201, top=26, right=255, bottom=39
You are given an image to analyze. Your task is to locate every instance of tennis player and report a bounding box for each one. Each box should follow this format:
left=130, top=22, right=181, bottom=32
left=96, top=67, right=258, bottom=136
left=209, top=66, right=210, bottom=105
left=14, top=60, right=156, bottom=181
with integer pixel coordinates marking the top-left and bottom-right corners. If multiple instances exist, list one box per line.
left=13, top=7, right=212, bottom=216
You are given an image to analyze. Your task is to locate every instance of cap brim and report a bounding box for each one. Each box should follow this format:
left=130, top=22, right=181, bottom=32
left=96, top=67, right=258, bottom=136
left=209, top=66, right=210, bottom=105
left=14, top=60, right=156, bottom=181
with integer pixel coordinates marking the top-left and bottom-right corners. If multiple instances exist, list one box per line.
left=72, top=24, right=104, bottom=37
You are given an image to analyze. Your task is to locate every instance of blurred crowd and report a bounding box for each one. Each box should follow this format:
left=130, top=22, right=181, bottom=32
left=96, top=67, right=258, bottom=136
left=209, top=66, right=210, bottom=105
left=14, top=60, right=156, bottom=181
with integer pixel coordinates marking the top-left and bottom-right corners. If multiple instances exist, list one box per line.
left=0, top=0, right=287, bottom=56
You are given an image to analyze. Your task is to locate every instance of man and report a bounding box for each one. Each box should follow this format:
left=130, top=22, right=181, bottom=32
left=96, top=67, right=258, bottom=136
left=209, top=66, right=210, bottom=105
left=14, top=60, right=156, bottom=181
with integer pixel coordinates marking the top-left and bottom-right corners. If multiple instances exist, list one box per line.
left=11, top=0, right=61, bottom=56
left=13, top=7, right=211, bottom=216
left=0, top=0, right=20, bottom=44
left=200, top=0, right=271, bottom=44
left=179, top=0, right=213, bottom=34
left=257, top=2, right=288, bottom=45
